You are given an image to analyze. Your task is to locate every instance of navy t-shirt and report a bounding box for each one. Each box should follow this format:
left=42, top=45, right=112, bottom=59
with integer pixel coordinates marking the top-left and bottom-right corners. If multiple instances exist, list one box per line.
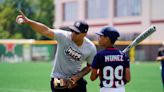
left=158, top=47, right=164, bottom=69
left=92, top=47, right=130, bottom=88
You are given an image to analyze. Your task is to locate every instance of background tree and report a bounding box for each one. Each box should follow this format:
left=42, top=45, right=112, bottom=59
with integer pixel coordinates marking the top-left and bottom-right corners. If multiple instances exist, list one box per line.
left=0, top=0, right=54, bottom=40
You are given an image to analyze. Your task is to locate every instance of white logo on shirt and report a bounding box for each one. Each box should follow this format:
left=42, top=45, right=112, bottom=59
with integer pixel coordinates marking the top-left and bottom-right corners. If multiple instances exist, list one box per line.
left=65, top=46, right=82, bottom=61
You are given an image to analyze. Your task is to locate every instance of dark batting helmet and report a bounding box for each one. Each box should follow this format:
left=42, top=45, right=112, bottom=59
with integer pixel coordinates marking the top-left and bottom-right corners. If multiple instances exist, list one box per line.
left=96, top=26, right=120, bottom=43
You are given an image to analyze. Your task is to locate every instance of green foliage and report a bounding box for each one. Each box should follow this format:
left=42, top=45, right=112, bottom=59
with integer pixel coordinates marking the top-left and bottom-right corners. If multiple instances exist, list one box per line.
left=0, top=0, right=54, bottom=40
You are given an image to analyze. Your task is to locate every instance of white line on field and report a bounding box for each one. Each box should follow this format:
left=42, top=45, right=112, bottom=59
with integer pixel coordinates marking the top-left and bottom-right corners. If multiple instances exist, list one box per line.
left=0, top=87, right=50, bottom=92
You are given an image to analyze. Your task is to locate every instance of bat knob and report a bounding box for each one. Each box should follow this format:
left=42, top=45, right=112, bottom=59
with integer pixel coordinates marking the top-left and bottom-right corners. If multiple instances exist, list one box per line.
left=151, top=25, right=156, bottom=30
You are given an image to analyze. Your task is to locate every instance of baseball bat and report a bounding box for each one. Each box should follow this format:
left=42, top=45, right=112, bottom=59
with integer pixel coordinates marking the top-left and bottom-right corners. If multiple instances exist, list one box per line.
left=122, top=25, right=156, bottom=53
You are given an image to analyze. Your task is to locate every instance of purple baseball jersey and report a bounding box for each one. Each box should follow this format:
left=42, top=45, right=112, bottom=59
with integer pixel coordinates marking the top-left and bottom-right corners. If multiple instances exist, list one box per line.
left=92, top=47, right=130, bottom=88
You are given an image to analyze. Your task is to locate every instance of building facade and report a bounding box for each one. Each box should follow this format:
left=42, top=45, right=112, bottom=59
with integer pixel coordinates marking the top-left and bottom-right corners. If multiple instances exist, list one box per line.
left=54, top=0, right=164, bottom=42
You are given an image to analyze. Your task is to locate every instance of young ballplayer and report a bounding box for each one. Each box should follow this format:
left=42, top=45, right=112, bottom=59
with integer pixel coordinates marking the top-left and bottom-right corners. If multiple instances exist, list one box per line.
left=90, top=26, right=131, bottom=92
left=156, top=42, right=164, bottom=91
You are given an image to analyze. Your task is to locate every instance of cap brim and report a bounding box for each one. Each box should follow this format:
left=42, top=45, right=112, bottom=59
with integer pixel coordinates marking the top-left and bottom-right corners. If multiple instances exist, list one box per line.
left=69, top=26, right=81, bottom=33
left=59, top=26, right=72, bottom=31
left=95, top=32, right=104, bottom=36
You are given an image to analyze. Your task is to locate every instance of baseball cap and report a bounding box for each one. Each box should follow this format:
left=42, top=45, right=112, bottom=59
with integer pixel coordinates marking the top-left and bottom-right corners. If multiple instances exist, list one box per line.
left=69, top=21, right=89, bottom=33
left=96, top=26, right=120, bottom=41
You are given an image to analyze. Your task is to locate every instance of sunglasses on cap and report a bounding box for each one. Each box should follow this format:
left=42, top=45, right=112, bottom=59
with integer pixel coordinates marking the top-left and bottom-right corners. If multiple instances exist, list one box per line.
left=73, top=31, right=81, bottom=35
left=70, top=29, right=81, bottom=35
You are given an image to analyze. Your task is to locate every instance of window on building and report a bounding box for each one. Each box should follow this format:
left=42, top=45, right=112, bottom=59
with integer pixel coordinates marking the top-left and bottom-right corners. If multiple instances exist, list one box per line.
left=86, top=0, right=109, bottom=19
left=115, top=0, right=141, bottom=17
left=63, top=1, right=78, bottom=21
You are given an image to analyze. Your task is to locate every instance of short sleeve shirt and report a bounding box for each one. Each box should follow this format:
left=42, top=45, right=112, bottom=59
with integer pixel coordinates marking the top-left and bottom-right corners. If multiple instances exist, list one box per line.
left=51, top=29, right=97, bottom=78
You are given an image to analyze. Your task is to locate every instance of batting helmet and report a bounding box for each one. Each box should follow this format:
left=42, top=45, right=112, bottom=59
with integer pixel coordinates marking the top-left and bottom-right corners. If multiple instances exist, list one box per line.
left=96, top=26, right=120, bottom=43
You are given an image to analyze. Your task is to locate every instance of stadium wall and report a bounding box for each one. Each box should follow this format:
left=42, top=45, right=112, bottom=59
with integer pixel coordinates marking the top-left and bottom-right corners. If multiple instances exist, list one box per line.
left=0, top=40, right=162, bottom=63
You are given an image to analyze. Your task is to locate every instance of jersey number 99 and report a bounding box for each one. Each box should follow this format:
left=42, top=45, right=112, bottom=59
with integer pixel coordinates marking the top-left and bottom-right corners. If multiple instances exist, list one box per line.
left=103, top=65, right=124, bottom=87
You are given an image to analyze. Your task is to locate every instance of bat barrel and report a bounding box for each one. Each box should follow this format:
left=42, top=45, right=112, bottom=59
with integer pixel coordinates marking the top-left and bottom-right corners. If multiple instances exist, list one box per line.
left=122, top=25, right=156, bottom=53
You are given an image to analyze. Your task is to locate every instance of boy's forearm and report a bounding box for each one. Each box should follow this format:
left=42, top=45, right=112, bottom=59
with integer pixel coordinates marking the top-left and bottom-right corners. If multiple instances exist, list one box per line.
left=156, top=56, right=164, bottom=61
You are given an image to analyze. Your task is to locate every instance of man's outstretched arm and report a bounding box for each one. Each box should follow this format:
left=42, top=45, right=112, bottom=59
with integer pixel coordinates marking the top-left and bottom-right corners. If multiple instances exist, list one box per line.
left=16, top=10, right=54, bottom=39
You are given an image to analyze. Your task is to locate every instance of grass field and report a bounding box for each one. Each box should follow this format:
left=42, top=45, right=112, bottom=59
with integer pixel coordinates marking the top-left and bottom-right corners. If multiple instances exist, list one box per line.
left=0, top=62, right=163, bottom=92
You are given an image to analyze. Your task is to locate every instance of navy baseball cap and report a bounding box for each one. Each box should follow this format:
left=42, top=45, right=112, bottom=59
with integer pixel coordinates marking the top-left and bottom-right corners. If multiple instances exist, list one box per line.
left=96, top=26, right=120, bottom=41
left=69, top=21, right=89, bottom=33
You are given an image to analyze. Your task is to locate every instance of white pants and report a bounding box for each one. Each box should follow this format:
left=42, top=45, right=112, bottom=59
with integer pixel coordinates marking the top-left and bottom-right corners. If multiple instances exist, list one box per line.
left=100, top=86, right=125, bottom=92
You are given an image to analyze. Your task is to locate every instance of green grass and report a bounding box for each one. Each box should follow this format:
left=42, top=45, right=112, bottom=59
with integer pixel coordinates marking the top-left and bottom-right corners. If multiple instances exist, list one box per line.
left=126, top=62, right=162, bottom=92
left=0, top=62, right=163, bottom=92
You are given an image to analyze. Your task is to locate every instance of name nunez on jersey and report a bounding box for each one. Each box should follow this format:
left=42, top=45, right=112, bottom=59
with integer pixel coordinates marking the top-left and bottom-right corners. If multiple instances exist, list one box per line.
left=105, top=55, right=123, bottom=62
left=65, top=46, right=82, bottom=61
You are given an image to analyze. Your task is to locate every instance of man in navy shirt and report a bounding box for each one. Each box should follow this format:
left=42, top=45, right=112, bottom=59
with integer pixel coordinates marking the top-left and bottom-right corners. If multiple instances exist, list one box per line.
left=156, top=42, right=164, bottom=91
left=90, top=26, right=131, bottom=92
